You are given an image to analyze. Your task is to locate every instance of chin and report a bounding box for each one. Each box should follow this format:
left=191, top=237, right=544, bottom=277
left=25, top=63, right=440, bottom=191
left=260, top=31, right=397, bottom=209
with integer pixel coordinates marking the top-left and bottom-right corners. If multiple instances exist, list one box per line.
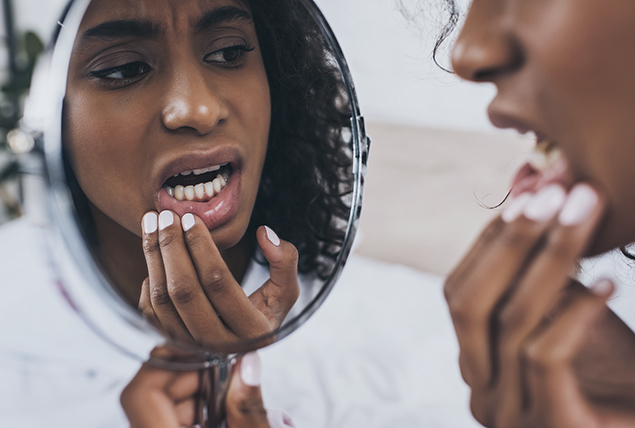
left=208, top=216, right=251, bottom=251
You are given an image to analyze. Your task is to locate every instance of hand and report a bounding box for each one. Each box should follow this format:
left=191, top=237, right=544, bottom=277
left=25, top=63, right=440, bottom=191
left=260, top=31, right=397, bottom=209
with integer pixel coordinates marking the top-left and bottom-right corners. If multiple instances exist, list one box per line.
left=139, top=211, right=300, bottom=346
left=444, top=183, right=635, bottom=427
left=121, top=350, right=272, bottom=428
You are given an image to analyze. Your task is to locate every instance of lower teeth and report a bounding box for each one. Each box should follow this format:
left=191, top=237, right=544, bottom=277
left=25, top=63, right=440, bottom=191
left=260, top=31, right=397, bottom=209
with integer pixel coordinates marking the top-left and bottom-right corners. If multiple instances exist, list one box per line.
left=166, top=173, right=229, bottom=202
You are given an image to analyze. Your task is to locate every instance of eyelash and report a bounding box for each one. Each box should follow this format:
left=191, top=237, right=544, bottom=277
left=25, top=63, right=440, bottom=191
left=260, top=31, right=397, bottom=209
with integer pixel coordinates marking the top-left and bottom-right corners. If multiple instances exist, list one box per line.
left=203, top=43, right=255, bottom=67
left=90, top=61, right=151, bottom=87
left=89, top=44, right=256, bottom=88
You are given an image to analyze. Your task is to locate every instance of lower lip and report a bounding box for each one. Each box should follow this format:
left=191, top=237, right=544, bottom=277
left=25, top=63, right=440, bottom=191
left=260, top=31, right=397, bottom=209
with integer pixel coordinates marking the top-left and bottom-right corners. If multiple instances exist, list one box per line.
left=156, top=172, right=242, bottom=230
left=511, top=157, right=571, bottom=197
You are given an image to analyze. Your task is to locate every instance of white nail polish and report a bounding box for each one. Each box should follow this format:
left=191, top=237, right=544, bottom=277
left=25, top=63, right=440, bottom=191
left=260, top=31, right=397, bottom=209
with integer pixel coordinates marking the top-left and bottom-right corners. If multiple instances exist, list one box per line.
left=524, top=184, right=566, bottom=222
left=591, top=279, right=613, bottom=296
left=558, top=184, right=599, bottom=226
left=265, top=226, right=280, bottom=246
left=241, top=352, right=261, bottom=387
left=159, top=211, right=174, bottom=230
left=142, top=212, right=158, bottom=234
left=502, top=193, right=532, bottom=223
left=182, top=213, right=195, bottom=232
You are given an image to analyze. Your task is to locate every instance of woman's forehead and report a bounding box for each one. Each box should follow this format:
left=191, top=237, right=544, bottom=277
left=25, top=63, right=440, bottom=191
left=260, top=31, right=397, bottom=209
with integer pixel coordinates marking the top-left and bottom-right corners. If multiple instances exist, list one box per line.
left=79, top=0, right=251, bottom=32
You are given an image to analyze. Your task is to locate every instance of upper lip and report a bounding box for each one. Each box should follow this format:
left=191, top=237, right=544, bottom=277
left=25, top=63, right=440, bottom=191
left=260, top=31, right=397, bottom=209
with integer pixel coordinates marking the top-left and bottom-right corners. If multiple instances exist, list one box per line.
left=488, top=107, right=554, bottom=148
left=154, top=146, right=243, bottom=190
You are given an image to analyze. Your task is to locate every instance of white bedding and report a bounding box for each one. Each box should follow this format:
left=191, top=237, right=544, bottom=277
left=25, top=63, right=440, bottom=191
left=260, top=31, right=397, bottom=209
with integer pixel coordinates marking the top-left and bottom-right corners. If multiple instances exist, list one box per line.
left=0, top=217, right=479, bottom=427
left=259, top=256, right=480, bottom=428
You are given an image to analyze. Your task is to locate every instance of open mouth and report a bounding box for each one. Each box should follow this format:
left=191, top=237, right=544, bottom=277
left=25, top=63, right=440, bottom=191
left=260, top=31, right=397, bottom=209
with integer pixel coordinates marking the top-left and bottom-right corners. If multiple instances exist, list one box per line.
left=527, top=138, right=563, bottom=171
left=511, top=134, right=572, bottom=196
left=162, top=163, right=233, bottom=202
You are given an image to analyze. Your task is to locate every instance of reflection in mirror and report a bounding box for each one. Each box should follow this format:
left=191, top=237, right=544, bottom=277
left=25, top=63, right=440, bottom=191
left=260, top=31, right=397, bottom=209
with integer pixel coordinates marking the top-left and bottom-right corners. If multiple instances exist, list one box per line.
left=28, top=0, right=367, bottom=424
left=55, top=0, right=365, bottom=354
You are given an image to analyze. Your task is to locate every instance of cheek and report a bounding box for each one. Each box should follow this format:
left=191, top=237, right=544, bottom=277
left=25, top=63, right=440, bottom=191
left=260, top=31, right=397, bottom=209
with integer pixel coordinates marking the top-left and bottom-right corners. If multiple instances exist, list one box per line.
left=236, top=70, right=271, bottom=176
left=525, top=4, right=635, bottom=246
left=65, top=91, right=153, bottom=234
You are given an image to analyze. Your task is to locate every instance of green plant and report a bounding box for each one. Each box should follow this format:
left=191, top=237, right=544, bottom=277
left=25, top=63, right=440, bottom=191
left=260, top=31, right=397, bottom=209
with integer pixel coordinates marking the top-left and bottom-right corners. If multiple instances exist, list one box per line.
left=0, top=30, right=44, bottom=219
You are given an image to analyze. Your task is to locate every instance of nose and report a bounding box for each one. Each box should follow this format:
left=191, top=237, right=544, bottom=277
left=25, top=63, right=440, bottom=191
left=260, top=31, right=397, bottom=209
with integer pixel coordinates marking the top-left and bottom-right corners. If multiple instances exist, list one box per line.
left=451, top=2, right=523, bottom=82
left=161, top=65, right=229, bottom=135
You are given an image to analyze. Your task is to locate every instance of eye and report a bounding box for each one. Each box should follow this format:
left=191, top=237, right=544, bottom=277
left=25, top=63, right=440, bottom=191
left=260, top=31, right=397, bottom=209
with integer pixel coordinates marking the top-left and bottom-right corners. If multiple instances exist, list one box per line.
left=91, top=61, right=151, bottom=81
left=204, top=44, right=255, bottom=66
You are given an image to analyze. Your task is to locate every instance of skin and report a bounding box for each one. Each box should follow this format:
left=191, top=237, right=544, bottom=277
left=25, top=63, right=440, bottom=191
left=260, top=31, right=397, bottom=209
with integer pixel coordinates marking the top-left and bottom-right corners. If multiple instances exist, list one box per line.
left=446, top=0, right=635, bottom=426
left=121, top=350, right=272, bottom=428
left=63, top=0, right=299, bottom=346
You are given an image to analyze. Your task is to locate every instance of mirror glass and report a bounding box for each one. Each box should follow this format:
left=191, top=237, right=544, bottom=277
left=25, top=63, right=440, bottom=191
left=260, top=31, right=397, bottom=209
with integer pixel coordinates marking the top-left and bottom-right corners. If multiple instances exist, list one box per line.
left=33, top=0, right=367, bottom=361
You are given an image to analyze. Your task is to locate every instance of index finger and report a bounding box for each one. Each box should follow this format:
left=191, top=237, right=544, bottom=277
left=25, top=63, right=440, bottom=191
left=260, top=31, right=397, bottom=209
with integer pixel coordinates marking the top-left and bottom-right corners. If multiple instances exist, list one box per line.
left=181, top=214, right=272, bottom=340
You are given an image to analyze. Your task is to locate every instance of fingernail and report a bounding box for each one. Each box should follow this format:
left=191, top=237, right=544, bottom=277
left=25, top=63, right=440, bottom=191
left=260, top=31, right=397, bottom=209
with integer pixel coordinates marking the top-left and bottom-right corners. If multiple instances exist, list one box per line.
left=142, top=212, right=158, bottom=234
left=558, top=184, right=599, bottom=226
left=523, top=184, right=566, bottom=222
left=241, top=352, right=261, bottom=387
left=265, top=226, right=280, bottom=246
left=502, top=193, right=532, bottom=223
left=591, top=279, right=613, bottom=297
left=182, top=213, right=195, bottom=232
left=159, top=211, right=174, bottom=230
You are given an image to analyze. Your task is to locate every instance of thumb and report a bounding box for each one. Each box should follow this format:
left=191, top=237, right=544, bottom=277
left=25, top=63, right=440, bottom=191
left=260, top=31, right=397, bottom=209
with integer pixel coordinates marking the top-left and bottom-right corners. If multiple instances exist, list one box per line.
left=226, top=352, right=271, bottom=428
left=249, top=226, right=300, bottom=326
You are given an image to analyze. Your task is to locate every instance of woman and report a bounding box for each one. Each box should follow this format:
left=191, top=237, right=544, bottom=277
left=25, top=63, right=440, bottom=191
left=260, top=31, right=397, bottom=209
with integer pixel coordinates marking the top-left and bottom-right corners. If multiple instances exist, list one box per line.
left=63, top=0, right=353, bottom=345
left=441, top=0, right=635, bottom=426
left=0, top=0, right=352, bottom=426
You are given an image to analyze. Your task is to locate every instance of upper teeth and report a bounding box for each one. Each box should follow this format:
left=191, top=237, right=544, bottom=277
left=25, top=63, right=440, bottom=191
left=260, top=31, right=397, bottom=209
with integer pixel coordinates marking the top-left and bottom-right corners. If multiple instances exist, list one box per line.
left=529, top=141, right=563, bottom=171
left=166, top=174, right=229, bottom=202
left=174, top=164, right=223, bottom=177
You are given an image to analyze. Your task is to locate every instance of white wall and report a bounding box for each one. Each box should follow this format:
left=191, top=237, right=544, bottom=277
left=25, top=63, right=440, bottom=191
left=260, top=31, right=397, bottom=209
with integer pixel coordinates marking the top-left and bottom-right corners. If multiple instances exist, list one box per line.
left=314, top=0, right=497, bottom=132
left=9, top=0, right=496, bottom=132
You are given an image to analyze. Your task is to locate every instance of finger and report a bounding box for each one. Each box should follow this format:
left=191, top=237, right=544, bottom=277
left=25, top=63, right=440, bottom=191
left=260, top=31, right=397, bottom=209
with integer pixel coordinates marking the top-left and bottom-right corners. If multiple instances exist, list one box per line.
left=142, top=212, right=191, bottom=339
left=444, top=186, right=562, bottom=390
left=496, top=184, right=606, bottom=424
left=226, top=352, right=271, bottom=428
left=523, top=281, right=613, bottom=427
left=444, top=216, right=505, bottom=296
left=138, top=277, right=161, bottom=329
left=181, top=213, right=271, bottom=340
left=248, top=226, right=300, bottom=328
left=156, top=211, right=227, bottom=343
left=121, top=363, right=183, bottom=428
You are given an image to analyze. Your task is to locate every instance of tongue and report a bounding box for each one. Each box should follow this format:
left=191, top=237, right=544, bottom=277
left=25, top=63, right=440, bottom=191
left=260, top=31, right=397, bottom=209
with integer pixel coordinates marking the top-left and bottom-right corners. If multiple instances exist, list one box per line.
left=511, top=157, right=572, bottom=197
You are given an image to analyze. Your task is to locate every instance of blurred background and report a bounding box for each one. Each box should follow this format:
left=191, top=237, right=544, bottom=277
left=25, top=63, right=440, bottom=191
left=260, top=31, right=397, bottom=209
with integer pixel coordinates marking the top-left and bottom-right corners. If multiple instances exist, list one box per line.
left=0, top=0, right=533, bottom=275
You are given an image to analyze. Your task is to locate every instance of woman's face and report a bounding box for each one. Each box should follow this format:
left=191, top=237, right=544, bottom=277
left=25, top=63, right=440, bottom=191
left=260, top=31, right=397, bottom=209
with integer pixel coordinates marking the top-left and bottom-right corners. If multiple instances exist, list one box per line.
left=452, top=0, right=635, bottom=254
left=65, top=0, right=271, bottom=251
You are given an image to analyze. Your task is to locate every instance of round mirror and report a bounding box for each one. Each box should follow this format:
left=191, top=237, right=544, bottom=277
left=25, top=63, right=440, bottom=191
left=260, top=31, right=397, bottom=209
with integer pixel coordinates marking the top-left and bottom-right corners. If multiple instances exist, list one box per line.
left=27, top=0, right=368, bottom=372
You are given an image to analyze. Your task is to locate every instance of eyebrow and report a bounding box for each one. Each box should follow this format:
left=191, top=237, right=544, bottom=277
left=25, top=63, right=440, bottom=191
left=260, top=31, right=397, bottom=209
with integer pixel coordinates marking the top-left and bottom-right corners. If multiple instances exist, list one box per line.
left=82, top=6, right=252, bottom=41
left=194, top=6, right=253, bottom=32
left=83, top=19, right=162, bottom=40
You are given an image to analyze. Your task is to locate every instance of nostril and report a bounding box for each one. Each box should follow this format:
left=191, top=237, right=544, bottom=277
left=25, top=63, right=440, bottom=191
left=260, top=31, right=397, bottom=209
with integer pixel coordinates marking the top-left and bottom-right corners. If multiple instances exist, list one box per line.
left=472, top=53, right=524, bottom=82
left=473, top=67, right=502, bottom=82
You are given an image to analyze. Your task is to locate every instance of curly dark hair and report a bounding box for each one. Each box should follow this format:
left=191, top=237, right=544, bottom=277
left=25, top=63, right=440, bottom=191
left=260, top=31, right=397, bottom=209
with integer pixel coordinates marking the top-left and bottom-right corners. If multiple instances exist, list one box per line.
left=247, top=0, right=354, bottom=279
left=398, top=0, right=460, bottom=72
left=433, top=0, right=460, bottom=71
left=63, top=0, right=354, bottom=281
